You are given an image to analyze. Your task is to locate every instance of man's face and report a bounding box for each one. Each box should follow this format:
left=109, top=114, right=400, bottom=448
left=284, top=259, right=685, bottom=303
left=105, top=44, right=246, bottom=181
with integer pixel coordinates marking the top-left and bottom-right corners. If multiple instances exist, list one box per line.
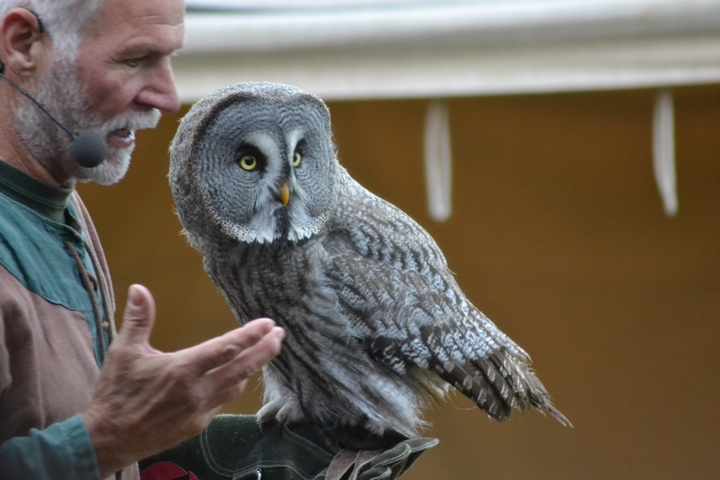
left=17, top=0, right=185, bottom=186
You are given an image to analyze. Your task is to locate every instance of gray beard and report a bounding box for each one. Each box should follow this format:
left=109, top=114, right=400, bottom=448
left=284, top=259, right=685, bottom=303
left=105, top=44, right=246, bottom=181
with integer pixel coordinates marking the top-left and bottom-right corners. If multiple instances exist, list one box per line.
left=14, top=58, right=161, bottom=186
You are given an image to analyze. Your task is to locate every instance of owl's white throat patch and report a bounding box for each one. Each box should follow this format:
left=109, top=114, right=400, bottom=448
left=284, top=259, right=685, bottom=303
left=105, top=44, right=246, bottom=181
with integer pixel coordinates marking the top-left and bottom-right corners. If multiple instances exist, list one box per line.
left=217, top=196, right=319, bottom=245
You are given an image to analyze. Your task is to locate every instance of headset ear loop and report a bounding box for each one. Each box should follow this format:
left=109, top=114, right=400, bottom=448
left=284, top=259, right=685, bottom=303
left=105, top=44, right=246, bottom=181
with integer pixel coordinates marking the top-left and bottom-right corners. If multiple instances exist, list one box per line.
left=27, top=9, right=45, bottom=34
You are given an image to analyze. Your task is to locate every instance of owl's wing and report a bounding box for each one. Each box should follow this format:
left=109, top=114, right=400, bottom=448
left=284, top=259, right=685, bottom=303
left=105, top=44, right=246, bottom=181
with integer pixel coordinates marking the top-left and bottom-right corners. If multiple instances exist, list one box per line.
left=324, top=168, right=569, bottom=424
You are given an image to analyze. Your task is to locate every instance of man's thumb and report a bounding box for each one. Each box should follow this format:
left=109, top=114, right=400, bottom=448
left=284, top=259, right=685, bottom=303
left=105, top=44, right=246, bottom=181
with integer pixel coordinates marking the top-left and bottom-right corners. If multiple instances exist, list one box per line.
left=117, top=284, right=156, bottom=345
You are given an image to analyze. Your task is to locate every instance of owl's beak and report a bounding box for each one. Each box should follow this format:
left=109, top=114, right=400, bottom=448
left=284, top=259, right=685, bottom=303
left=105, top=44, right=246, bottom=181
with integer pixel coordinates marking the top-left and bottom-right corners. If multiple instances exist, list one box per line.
left=279, top=183, right=290, bottom=205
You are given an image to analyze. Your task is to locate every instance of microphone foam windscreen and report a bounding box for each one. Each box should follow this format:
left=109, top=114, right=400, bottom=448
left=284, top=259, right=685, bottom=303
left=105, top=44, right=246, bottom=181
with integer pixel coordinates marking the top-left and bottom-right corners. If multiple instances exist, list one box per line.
left=70, top=131, right=107, bottom=168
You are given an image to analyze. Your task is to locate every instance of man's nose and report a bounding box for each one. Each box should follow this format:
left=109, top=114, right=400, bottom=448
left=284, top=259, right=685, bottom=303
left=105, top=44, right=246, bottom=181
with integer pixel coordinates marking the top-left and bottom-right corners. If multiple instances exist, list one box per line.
left=136, top=57, right=181, bottom=113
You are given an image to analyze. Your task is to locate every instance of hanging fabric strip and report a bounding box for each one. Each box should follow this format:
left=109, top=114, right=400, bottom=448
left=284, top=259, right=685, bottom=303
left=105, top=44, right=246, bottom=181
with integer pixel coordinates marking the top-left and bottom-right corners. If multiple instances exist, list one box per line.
left=652, top=88, right=678, bottom=217
left=423, top=100, right=452, bottom=222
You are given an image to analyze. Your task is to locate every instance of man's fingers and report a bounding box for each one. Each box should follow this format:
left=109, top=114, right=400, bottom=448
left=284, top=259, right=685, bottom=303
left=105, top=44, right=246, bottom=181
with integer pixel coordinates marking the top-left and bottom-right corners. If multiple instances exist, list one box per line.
left=206, top=378, right=251, bottom=409
left=221, top=318, right=280, bottom=350
left=202, top=326, right=284, bottom=392
left=180, top=318, right=281, bottom=375
left=116, top=284, right=157, bottom=348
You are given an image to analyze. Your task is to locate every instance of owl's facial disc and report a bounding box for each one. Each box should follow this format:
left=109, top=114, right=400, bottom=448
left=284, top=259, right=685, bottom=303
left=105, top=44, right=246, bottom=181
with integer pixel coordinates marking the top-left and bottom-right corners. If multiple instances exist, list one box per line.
left=190, top=92, right=335, bottom=245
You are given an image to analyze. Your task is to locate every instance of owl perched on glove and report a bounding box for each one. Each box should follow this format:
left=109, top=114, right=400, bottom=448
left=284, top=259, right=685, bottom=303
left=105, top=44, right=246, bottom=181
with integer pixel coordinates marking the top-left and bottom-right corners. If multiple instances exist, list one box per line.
left=169, top=82, right=569, bottom=438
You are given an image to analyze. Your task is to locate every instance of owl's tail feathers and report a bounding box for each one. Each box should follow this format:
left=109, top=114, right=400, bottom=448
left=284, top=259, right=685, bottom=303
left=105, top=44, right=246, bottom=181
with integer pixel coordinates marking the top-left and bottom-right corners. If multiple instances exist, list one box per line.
left=543, top=402, right=572, bottom=427
left=433, top=355, right=514, bottom=422
left=436, top=352, right=571, bottom=427
left=522, top=369, right=573, bottom=427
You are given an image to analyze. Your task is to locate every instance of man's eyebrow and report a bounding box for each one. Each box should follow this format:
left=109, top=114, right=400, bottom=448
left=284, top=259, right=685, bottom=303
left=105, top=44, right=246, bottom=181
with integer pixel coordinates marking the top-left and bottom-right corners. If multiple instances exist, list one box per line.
left=118, top=44, right=177, bottom=58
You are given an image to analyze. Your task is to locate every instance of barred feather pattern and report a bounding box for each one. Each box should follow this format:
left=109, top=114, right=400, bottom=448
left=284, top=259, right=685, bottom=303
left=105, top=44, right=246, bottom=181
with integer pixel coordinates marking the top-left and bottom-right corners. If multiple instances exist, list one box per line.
left=169, top=82, right=570, bottom=439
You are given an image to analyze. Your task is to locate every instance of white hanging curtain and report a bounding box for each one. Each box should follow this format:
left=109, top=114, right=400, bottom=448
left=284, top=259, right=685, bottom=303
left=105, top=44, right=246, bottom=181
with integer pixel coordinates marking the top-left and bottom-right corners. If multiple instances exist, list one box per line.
left=652, top=88, right=677, bottom=217
left=423, top=101, right=452, bottom=222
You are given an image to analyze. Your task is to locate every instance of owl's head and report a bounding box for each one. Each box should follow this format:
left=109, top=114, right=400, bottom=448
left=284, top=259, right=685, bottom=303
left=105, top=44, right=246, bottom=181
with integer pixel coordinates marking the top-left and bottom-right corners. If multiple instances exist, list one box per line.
left=170, top=82, right=337, bottom=246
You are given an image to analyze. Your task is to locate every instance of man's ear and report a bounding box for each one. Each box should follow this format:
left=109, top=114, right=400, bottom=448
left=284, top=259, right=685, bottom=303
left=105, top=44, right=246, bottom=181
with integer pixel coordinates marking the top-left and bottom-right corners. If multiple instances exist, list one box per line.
left=0, top=8, right=49, bottom=77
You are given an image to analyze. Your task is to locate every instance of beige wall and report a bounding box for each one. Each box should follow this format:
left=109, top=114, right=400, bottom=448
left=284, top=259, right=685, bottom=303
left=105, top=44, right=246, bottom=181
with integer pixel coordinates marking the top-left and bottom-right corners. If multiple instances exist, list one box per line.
left=78, top=85, right=720, bottom=480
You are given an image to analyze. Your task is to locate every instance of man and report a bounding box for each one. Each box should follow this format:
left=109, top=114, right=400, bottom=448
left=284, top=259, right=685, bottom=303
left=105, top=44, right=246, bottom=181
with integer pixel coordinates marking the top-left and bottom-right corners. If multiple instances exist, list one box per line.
left=0, top=1, right=435, bottom=478
left=0, top=1, right=284, bottom=478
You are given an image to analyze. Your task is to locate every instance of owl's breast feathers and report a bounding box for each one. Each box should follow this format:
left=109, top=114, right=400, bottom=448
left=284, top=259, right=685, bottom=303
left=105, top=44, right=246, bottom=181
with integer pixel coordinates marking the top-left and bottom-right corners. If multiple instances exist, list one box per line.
left=205, top=238, right=430, bottom=436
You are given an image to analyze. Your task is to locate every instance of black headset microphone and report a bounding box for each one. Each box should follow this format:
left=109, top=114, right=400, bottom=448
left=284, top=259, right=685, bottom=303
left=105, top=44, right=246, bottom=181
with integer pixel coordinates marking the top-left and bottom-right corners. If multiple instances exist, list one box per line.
left=0, top=61, right=107, bottom=168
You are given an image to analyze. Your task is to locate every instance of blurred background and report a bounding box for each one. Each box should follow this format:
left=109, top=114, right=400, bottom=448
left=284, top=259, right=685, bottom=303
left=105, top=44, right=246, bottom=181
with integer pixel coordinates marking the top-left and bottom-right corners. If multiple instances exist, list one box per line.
left=78, top=1, right=720, bottom=479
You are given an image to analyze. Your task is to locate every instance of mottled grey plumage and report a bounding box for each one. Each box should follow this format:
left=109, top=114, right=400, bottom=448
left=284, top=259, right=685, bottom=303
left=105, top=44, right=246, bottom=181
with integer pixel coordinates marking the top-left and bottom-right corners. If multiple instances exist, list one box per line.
left=169, top=82, right=569, bottom=438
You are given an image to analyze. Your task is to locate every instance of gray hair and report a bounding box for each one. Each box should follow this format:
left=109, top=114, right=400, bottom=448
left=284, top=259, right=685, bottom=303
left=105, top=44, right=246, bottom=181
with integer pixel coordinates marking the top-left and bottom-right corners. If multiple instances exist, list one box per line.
left=0, top=0, right=103, bottom=61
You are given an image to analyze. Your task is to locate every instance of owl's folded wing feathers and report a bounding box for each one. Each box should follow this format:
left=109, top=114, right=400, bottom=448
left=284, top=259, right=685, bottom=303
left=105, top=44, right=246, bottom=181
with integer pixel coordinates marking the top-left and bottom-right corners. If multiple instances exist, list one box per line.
left=325, top=169, right=570, bottom=425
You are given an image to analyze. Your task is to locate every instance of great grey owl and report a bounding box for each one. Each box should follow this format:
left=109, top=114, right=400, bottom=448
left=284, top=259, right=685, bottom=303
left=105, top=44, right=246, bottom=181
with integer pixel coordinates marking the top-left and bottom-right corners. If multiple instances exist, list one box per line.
left=169, top=82, right=569, bottom=438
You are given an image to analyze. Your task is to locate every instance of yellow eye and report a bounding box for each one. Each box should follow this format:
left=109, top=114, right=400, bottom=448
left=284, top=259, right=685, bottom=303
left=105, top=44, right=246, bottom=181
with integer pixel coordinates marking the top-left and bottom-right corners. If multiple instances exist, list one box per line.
left=239, top=155, right=257, bottom=171
left=293, top=152, right=302, bottom=167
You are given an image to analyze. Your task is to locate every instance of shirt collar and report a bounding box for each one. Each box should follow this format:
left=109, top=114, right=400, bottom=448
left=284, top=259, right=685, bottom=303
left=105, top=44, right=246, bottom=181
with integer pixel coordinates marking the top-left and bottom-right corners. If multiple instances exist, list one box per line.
left=0, top=160, right=73, bottom=223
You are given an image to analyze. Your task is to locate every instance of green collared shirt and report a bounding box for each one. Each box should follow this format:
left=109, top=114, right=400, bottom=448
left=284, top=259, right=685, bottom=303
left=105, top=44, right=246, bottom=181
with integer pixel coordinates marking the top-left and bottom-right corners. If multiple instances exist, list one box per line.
left=0, top=160, right=109, bottom=364
left=0, top=160, right=112, bottom=480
